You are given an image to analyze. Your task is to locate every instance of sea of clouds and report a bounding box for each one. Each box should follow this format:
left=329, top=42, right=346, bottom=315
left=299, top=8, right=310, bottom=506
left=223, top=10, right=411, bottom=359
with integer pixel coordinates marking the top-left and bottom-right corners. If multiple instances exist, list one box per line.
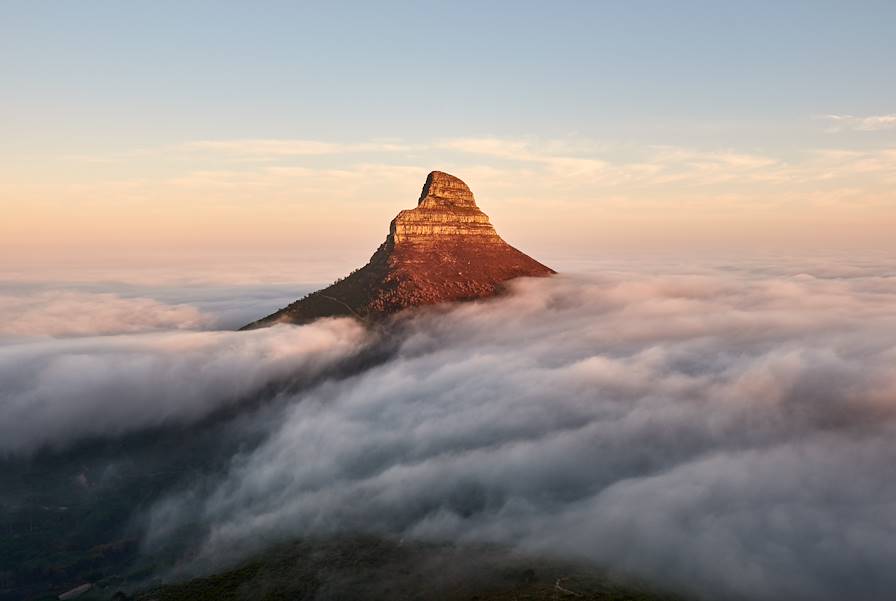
left=3, top=258, right=896, bottom=600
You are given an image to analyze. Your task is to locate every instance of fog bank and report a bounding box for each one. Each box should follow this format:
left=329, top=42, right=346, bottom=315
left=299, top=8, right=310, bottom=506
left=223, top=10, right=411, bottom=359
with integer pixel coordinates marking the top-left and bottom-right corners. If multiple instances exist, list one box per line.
left=140, top=267, right=896, bottom=601
left=0, top=319, right=368, bottom=454
left=5, top=262, right=896, bottom=600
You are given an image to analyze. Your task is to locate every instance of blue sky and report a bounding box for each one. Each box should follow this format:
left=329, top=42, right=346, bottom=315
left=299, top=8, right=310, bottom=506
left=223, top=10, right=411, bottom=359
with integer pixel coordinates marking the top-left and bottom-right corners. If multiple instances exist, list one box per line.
left=5, top=1, right=893, bottom=146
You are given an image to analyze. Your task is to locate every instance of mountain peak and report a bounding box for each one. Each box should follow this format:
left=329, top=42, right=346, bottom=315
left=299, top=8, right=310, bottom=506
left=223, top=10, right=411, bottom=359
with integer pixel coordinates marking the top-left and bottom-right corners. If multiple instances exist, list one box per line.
left=417, top=171, right=477, bottom=209
left=242, top=171, right=554, bottom=329
left=391, top=172, right=499, bottom=245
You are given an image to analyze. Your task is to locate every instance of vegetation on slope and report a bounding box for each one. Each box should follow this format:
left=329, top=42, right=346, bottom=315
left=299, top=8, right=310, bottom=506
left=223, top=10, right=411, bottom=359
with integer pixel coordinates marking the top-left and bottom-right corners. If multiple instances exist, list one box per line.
left=131, top=537, right=687, bottom=601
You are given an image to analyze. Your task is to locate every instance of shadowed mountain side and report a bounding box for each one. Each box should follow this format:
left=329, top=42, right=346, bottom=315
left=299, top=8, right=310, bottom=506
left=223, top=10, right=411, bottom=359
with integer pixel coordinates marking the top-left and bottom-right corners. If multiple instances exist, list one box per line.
left=241, top=171, right=554, bottom=329
left=134, top=538, right=686, bottom=601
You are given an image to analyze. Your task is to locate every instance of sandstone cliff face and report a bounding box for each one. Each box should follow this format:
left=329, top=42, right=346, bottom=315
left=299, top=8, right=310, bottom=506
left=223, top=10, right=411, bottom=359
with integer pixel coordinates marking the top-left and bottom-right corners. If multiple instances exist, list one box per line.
left=391, top=172, right=502, bottom=243
left=242, top=171, right=554, bottom=329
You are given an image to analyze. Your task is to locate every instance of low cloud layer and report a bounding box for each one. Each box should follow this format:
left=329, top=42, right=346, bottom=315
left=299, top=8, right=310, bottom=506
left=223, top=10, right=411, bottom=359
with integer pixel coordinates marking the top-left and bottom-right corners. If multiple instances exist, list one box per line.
left=0, top=290, right=209, bottom=337
left=0, top=276, right=318, bottom=336
left=142, top=267, right=896, bottom=601
left=5, top=263, right=896, bottom=600
left=0, top=319, right=368, bottom=454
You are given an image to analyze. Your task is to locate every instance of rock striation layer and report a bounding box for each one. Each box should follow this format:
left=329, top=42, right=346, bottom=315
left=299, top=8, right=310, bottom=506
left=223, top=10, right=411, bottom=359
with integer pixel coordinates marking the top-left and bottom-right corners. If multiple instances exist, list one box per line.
left=242, top=171, right=554, bottom=329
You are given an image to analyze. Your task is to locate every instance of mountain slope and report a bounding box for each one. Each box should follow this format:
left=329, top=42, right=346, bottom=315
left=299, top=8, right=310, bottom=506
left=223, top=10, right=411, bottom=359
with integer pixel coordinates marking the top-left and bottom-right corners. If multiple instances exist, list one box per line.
left=134, top=538, right=686, bottom=601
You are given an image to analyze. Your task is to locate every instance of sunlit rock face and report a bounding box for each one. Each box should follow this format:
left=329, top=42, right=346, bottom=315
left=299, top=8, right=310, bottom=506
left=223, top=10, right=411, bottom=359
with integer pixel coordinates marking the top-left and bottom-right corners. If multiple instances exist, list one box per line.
left=242, top=171, right=554, bottom=328
left=391, top=171, right=503, bottom=243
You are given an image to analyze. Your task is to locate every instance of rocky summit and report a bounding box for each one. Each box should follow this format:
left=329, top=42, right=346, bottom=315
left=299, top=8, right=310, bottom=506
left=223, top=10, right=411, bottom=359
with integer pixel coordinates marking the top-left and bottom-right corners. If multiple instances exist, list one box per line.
left=242, top=171, right=554, bottom=329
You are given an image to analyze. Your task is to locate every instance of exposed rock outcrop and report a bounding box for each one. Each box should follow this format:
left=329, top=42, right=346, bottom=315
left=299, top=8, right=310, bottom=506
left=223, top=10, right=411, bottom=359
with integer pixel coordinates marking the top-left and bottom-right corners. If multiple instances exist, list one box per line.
left=242, top=171, right=554, bottom=329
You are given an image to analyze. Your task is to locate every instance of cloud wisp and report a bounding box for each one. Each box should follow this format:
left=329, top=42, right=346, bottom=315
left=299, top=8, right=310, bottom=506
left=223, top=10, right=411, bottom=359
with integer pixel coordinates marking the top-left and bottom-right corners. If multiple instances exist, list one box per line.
left=184, top=139, right=412, bottom=158
left=133, top=266, right=896, bottom=601
left=823, top=113, right=896, bottom=132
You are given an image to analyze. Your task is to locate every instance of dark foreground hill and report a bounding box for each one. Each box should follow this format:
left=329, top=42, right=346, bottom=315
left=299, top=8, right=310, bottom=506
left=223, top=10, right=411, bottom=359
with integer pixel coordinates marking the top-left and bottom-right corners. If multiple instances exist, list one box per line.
left=131, top=537, right=685, bottom=601
left=242, top=171, right=554, bottom=329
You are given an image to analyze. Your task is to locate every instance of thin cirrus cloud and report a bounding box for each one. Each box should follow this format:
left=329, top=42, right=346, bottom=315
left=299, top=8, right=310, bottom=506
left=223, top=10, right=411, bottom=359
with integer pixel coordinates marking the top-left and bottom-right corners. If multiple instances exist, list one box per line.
left=181, top=136, right=784, bottom=185
left=93, top=142, right=888, bottom=196
left=184, top=139, right=413, bottom=157
left=4, top=133, right=896, bottom=260
left=822, top=113, right=896, bottom=132
left=30, top=134, right=895, bottom=193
